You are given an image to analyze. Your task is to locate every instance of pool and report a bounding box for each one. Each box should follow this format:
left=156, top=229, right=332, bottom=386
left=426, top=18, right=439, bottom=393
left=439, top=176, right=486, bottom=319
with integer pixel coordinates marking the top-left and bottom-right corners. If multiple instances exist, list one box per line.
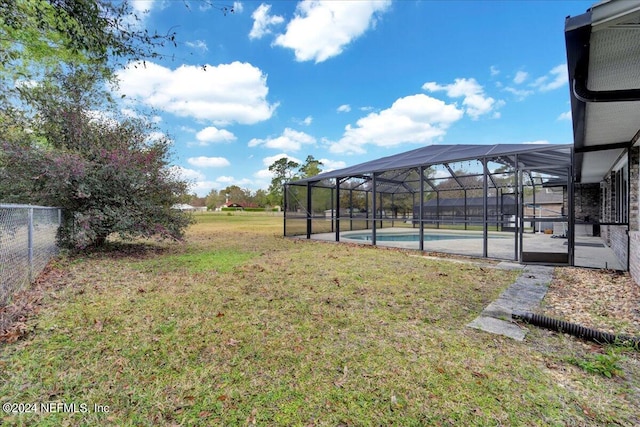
left=343, top=232, right=498, bottom=242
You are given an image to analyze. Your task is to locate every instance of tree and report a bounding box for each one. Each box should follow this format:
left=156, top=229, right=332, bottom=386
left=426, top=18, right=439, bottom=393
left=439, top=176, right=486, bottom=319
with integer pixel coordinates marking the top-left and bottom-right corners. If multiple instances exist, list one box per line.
left=188, top=194, right=207, bottom=207
left=1, top=0, right=177, bottom=78
left=205, top=189, right=224, bottom=211
left=299, top=155, right=323, bottom=178
left=267, top=157, right=300, bottom=207
left=0, top=69, right=193, bottom=249
left=253, top=189, right=269, bottom=208
left=221, top=185, right=252, bottom=206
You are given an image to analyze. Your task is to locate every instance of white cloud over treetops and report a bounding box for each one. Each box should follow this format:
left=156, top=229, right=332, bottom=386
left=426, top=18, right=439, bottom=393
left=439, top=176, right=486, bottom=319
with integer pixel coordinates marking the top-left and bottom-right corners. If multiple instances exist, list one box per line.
left=250, top=3, right=285, bottom=39
left=422, top=78, right=498, bottom=120
left=318, top=158, right=346, bottom=171
left=115, top=61, right=278, bottom=125
left=248, top=128, right=316, bottom=151
left=253, top=153, right=304, bottom=181
left=187, top=156, right=231, bottom=168
left=171, top=166, right=206, bottom=182
left=329, top=94, right=463, bottom=155
left=274, top=0, right=391, bottom=63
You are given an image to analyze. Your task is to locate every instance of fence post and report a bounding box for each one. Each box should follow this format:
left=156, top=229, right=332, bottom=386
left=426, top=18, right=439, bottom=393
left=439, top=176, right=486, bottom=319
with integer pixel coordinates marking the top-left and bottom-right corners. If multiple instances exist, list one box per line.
left=28, top=207, right=34, bottom=284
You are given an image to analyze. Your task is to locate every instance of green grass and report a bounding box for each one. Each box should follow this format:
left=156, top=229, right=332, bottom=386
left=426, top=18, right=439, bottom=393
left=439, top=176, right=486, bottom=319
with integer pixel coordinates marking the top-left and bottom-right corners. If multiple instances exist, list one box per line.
left=1, top=212, right=638, bottom=426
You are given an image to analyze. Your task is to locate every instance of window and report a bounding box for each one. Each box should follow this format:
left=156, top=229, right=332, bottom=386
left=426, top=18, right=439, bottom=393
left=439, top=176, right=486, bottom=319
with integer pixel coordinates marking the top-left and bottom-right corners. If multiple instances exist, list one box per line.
left=614, top=161, right=628, bottom=224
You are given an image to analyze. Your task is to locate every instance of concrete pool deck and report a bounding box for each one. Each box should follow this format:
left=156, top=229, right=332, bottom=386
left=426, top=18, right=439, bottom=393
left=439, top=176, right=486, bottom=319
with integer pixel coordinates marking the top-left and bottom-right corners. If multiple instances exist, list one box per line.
left=303, top=227, right=624, bottom=270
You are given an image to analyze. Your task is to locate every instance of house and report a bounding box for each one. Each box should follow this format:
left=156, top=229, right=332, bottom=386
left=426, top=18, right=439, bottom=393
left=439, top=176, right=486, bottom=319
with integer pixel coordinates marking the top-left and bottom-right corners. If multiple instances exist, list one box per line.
left=172, top=203, right=197, bottom=212
left=565, top=0, right=640, bottom=284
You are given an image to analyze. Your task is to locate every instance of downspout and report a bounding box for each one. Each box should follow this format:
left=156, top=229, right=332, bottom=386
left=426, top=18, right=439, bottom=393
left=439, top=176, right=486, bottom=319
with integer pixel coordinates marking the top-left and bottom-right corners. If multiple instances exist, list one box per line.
left=568, top=153, right=575, bottom=266
left=627, top=147, right=631, bottom=272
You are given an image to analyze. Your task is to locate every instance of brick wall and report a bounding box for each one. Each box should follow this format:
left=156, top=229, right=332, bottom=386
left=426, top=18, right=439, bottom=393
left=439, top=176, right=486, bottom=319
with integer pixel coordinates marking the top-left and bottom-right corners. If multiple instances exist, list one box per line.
left=608, top=225, right=628, bottom=267
left=574, top=183, right=600, bottom=222
left=630, top=231, right=640, bottom=284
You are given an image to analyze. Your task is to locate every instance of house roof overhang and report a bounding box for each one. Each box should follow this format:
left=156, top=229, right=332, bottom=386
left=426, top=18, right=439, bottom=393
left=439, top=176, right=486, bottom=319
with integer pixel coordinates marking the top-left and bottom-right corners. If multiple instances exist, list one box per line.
left=565, top=0, right=640, bottom=183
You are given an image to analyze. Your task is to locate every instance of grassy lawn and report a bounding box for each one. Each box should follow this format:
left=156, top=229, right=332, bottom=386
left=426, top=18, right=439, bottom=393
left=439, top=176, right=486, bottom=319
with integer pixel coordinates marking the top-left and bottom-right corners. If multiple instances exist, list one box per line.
left=1, top=213, right=638, bottom=426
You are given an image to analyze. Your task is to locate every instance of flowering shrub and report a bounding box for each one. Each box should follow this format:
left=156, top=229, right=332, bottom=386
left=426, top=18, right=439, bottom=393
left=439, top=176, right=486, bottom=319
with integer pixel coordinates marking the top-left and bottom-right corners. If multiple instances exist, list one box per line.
left=1, top=111, right=193, bottom=249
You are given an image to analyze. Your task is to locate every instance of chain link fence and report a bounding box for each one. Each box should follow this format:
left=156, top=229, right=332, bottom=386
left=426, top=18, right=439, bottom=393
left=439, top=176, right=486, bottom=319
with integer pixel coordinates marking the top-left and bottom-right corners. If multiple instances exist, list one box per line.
left=0, top=204, right=61, bottom=306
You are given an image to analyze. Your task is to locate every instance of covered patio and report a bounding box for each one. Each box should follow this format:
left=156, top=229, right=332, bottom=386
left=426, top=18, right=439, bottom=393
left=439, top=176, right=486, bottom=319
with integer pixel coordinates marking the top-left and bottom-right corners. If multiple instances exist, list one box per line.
left=284, top=143, right=606, bottom=266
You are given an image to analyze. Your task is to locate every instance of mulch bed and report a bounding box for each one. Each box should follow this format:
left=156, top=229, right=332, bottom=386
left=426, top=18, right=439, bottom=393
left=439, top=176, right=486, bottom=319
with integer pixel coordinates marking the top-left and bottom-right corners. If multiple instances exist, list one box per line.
left=543, top=267, right=640, bottom=337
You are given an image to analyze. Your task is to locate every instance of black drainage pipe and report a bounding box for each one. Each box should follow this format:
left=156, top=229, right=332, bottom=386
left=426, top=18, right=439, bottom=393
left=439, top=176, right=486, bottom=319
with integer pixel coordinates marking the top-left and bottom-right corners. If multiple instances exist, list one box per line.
left=513, top=311, right=640, bottom=350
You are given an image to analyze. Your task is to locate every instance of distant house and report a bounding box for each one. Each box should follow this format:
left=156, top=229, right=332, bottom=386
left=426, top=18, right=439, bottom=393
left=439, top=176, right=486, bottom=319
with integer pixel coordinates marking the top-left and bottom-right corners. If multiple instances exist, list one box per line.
left=222, top=202, right=243, bottom=209
left=172, top=203, right=196, bottom=212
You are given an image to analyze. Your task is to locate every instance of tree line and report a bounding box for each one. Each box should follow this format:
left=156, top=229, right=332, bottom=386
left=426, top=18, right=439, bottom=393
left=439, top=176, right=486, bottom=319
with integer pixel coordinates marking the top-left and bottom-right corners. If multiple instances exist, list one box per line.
left=185, top=155, right=324, bottom=210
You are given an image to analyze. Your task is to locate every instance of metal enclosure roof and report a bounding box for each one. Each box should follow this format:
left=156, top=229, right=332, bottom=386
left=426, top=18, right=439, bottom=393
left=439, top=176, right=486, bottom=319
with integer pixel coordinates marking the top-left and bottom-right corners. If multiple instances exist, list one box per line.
left=289, top=143, right=572, bottom=191
left=565, top=0, right=640, bottom=183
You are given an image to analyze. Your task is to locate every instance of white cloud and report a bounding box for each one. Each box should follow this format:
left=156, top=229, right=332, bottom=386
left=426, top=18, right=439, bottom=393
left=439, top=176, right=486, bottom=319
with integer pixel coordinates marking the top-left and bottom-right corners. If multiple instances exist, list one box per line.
left=186, top=40, right=208, bottom=52
left=250, top=3, right=284, bottom=39
left=130, top=0, right=156, bottom=14
left=233, top=2, right=244, bottom=13
left=293, top=115, right=313, bottom=126
left=533, top=64, right=567, bottom=92
left=195, top=126, right=237, bottom=145
left=318, top=158, right=346, bottom=171
left=171, top=166, right=206, bottom=182
left=191, top=181, right=218, bottom=196
left=121, top=108, right=163, bottom=124
left=187, top=156, right=231, bottom=168
left=329, top=94, right=463, bottom=155
left=170, top=166, right=241, bottom=196
left=145, top=131, right=166, bottom=143
left=115, top=61, right=278, bottom=125
left=513, top=71, right=528, bottom=84
left=248, top=128, right=316, bottom=151
left=504, top=86, right=534, bottom=100
left=121, top=108, right=140, bottom=119
left=216, top=176, right=236, bottom=184
left=254, top=153, right=303, bottom=185
left=557, top=111, right=572, bottom=121
left=274, top=0, right=391, bottom=63
left=422, top=78, right=498, bottom=120
left=262, top=153, right=302, bottom=166
left=337, top=104, right=351, bottom=113
left=490, top=65, right=500, bottom=76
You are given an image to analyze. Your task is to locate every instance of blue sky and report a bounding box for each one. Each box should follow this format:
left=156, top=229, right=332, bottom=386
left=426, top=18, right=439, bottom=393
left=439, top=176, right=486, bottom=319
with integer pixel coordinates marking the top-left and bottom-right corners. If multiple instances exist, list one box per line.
left=114, top=0, right=593, bottom=196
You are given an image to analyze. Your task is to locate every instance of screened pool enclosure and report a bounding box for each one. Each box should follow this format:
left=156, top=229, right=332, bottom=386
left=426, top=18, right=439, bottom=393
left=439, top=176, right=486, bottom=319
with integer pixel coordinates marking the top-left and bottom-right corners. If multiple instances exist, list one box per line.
left=284, top=144, right=578, bottom=264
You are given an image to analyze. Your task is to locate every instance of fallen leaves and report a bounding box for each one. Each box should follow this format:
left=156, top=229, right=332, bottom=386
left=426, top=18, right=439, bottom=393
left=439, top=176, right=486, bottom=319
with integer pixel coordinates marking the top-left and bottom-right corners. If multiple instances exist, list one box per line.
left=544, top=268, right=640, bottom=336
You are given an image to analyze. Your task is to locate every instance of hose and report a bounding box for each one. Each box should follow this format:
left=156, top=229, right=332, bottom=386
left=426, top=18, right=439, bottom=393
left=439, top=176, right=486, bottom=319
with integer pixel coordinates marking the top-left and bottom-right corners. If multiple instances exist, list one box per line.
left=512, top=311, right=640, bottom=350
